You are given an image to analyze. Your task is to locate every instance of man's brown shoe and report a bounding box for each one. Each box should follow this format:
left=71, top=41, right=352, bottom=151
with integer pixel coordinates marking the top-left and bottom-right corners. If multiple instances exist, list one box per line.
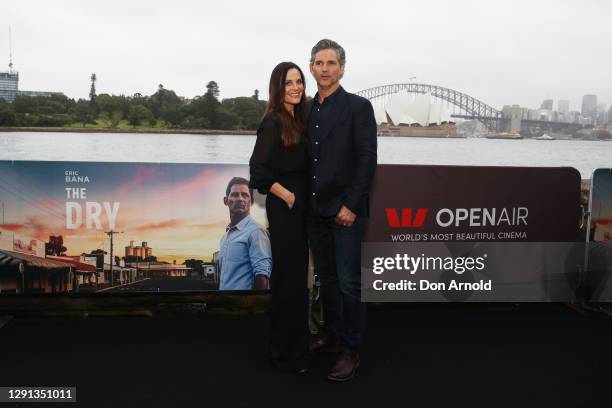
left=309, top=337, right=342, bottom=354
left=327, top=350, right=360, bottom=382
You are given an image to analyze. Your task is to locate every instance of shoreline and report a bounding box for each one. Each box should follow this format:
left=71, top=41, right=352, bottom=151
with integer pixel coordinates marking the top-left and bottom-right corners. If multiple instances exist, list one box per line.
left=0, top=126, right=257, bottom=136
left=0, top=127, right=606, bottom=141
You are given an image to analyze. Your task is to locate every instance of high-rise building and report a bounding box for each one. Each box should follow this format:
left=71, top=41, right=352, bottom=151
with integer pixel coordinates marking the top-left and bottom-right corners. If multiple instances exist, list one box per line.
left=540, top=99, right=553, bottom=110
left=582, top=94, right=598, bottom=118
left=0, top=71, right=18, bottom=102
left=558, top=100, right=570, bottom=113
left=597, top=104, right=609, bottom=126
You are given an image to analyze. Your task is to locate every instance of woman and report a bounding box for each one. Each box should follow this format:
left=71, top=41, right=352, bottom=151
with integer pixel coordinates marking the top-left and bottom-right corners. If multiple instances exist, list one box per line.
left=249, top=62, right=310, bottom=373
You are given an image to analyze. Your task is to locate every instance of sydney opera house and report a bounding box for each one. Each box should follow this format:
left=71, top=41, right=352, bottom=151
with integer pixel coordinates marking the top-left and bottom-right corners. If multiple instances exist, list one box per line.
left=374, top=92, right=461, bottom=137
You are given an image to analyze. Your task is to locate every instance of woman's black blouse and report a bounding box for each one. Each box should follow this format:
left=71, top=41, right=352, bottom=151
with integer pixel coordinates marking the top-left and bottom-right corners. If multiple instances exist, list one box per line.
left=249, top=112, right=308, bottom=194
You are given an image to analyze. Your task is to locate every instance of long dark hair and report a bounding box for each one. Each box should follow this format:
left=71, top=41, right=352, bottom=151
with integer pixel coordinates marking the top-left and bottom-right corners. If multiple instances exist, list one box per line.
left=266, top=62, right=307, bottom=147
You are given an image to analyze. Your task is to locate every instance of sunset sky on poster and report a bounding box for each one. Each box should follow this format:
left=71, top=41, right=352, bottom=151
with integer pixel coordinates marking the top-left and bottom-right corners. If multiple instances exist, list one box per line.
left=0, top=161, right=268, bottom=263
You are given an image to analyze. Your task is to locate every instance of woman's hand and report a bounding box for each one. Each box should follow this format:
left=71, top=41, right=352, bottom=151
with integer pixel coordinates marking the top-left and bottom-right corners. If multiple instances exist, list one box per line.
left=285, top=191, right=295, bottom=209
left=269, top=182, right=295, bottom=209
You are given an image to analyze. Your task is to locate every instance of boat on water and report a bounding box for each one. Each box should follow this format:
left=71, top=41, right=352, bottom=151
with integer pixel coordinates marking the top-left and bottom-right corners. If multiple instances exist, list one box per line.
left=483, top=132, right=523, bottom=140
left=535, top=134, right=556, bottom=140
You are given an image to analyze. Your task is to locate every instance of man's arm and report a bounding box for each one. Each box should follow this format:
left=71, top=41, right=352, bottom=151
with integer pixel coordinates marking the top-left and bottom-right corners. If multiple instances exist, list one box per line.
left=254, top=275, right=269, bottom=290
left=248, top=228, right=272, bottom=290
left=339, top=99, right=377, bottom=224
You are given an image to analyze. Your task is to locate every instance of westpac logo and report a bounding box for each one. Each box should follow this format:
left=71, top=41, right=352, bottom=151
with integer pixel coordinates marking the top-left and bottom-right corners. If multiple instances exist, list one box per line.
left=385, top=208, right=428, bottom=228
left=386, top=207, right=529, bottom=228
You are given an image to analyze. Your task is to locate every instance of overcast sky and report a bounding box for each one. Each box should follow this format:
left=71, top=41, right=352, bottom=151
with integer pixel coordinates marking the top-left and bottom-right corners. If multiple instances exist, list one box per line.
left=2, top=0, right=610, bottom=111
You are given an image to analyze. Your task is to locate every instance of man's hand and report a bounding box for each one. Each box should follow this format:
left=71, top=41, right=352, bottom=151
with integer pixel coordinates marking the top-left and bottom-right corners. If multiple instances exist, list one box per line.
left=335, top=205, right=356, bottom=227
left=254, top=275, right=269, bottom=290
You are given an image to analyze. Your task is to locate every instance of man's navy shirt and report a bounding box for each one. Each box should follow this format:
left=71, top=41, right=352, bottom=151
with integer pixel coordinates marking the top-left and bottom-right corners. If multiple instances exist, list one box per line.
left=307, top=86, right=343, bottom=216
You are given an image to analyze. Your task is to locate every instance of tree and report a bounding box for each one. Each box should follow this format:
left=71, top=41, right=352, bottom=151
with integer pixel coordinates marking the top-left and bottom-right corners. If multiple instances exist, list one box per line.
left=160, top=104, right=183, bottom=127
left=128, top=104, right=153, bottom=127
left=186, top=81, right=223, bottom=128
left=184, top=259, right=204, bottom=273
left=253, top=89, right=259, bottom=100
left=45, top=235, right=67, bottom=256
left=110, top=111, right=123, bottom=128
left=205, top=81, right=219, bottom=98
left=214, top=105, right=241, bottom=129
left=0, top=101, right=17, bottom=126
left=89, top=73, right=97, bottom=107
left=149, top=85, right=184, bottom=126
left=11, top=95, right=36, bottom=114
left=222, top=97, right=266, bottom=129
left=72, top=100, right=97, bottom=127
left=96, top=94, right=120, bottom=116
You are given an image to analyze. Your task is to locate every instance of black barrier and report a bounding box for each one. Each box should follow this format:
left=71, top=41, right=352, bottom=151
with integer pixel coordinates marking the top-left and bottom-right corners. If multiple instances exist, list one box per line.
left=362, top=165, right=583, bottom=302
left=362, top=242, right=584, bottom=302
left=0, top=160, right=593, bottom=302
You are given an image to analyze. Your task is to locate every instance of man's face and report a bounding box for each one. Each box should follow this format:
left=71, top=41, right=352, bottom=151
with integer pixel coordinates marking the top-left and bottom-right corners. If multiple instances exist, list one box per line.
left=224, top=184, right=252, bottom=217
left=309, top=48, right=345, bottom=90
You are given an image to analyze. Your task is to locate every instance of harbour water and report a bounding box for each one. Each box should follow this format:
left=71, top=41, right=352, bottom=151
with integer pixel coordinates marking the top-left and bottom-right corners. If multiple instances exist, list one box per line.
left=0, top=131, right=610, bottom=179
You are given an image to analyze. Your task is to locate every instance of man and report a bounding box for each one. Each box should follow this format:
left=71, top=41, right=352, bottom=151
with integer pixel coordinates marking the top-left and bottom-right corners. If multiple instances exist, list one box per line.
left=218, top=176, right=272, bottom=290
left=307, top=39, right=377, bottom=381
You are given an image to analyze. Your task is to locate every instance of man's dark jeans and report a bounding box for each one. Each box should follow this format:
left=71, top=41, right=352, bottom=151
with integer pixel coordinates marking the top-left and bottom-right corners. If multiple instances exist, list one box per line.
left=309, top=216, right=366, bottom=351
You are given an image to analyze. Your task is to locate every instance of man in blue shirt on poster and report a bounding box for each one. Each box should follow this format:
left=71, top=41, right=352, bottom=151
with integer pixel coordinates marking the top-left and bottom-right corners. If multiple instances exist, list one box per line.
left=218, top=177, right=272, bottom=290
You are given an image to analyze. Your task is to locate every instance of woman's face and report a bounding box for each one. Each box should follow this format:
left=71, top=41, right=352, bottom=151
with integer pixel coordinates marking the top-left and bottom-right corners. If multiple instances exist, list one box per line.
left=284, top=68, right=304, bottom=106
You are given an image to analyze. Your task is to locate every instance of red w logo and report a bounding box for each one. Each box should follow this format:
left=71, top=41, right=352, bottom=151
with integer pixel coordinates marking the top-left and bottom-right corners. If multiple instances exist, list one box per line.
left=385, top=208, right=428, bottom=228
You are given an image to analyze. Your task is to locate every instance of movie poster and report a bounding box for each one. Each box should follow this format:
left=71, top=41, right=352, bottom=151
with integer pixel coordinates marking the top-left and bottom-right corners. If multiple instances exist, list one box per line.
left=584, top=168, right=612, bottom=301
left=0, top=161, right=268, bottom=294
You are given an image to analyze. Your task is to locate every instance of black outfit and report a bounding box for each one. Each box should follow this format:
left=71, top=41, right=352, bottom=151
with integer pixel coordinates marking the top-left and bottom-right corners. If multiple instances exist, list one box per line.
left=249, top=111, right=310, bottom=371
left=307, top=86, right=377, bottom=351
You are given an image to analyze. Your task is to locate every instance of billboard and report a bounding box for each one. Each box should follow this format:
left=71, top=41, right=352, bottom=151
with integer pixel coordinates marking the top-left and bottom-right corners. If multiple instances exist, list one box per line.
left=362, top=165, right=583, bottom=301
left=0, top=161, right=267, bottom=294
left=0, top=160, right=586, bottom=301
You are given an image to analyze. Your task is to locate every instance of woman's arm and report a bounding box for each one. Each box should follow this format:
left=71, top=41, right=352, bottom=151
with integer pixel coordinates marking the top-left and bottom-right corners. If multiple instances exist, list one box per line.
left=249, top=113, right=295, bottom=208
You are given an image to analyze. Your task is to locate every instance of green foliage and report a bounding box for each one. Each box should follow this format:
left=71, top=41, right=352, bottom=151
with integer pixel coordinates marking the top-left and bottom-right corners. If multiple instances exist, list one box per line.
left=0, top=100, right=17, bottom=126
left=71, top=100, right=97, bottom=127
left=148, top=85, right=184, bottom=126
left=222, top=97, right=266, bottom=129
left=180, top=116, right=211, bottom=129
left=128, top=104, right=154, bottom=127
left=214, top=105, right=241, bottom=129
left=2, top=79, right=270, bottom=130
left=110, top=111, right=123, bottom=128
left=89, top=73, right=97, bottom=107
left=99, top=111, right=123, bottom=128
left=12, top=94, right=74, bottom=115
left=96, top=93, right=127, bottom=117
left=34, top=114, right=71, bottom=127
left=205, top=81, right=219, bottom=98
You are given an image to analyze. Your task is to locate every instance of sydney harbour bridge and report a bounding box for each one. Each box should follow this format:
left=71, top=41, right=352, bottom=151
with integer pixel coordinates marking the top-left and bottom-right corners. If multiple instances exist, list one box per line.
left=355, top=83, right=574, bottom=132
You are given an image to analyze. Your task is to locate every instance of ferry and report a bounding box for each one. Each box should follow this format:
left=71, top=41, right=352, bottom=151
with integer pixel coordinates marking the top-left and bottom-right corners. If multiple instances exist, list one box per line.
left=483, top=132, right=523, bottom=140
left=535, top=134, right=555, bottom=140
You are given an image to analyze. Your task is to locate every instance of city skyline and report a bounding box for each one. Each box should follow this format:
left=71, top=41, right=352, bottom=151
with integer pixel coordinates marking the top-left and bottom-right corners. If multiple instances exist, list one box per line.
left=1, top=0, right=610, bottom=111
